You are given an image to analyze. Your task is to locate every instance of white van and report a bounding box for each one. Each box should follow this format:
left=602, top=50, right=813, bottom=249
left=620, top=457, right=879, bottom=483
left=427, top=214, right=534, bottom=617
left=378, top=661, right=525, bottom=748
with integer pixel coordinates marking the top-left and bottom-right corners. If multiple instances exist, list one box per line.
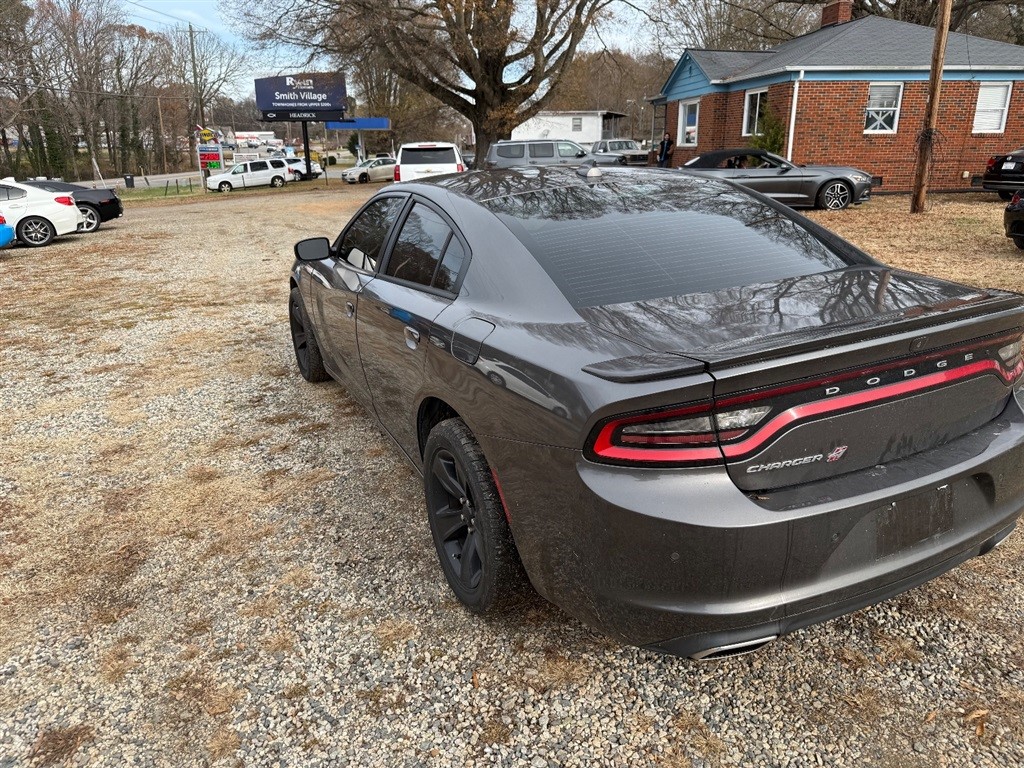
left=207, top=159, right=289, bottom=192
left=394, top=142, right=465, bottom=182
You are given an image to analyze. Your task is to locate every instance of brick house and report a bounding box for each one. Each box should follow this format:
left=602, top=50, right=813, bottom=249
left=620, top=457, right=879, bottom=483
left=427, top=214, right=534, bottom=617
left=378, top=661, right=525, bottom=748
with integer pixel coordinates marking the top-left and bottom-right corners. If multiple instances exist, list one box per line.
left=651, top=0, right=1024, bottom=191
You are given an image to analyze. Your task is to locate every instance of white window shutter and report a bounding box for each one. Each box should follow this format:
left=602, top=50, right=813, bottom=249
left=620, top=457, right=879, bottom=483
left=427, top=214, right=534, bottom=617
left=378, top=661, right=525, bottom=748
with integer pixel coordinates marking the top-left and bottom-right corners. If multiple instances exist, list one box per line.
left=973, top=83, right=1011, bottom=132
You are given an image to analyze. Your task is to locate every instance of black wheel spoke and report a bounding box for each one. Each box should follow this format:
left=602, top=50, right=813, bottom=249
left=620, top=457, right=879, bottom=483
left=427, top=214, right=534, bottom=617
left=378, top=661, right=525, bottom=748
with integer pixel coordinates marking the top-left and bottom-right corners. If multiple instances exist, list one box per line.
left=432, top=453, right=465, bottom=500
left=460, top=530, right=482, bottom=586
left=433, top=504, right=465, bottom=542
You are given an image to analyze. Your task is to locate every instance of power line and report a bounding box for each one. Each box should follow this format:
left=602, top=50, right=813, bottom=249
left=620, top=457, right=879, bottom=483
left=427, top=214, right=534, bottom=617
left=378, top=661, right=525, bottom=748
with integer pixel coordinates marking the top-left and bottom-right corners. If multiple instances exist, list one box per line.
left=121, top=0, right=212, bottom=33
left=0, top=78, right=192, bottom=102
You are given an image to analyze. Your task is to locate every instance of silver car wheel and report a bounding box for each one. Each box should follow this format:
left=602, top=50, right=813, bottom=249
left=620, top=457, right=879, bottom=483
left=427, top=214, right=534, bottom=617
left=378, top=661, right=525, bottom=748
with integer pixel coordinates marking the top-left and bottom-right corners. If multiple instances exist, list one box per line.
left=78, top=205, right=100, bottom=233
left=821, top=182, right=852, bottom=210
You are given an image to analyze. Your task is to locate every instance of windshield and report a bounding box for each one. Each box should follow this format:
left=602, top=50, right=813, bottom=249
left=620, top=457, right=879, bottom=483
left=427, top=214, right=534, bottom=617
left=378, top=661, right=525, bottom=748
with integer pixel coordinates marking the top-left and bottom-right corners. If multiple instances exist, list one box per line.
left=356, top=160, right=373, bottom=168
left=610, top=141, right=639, bottom=151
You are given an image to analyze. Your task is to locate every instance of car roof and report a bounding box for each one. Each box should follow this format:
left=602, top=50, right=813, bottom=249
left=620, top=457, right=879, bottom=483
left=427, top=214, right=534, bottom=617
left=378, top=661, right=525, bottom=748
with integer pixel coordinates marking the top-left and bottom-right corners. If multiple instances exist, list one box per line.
left=494, top=139, right=578, bottom=144
left=685, top=148, right=773, bottom=168
left=399, top=142, right=458, bottom=149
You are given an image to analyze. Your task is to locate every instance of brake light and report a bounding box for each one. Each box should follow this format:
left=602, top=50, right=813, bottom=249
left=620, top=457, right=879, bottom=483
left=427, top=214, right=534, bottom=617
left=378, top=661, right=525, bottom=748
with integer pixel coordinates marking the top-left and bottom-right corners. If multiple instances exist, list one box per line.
left=457, top=163, right=464, bottom=172
left=394, top=165, right=400, bottom=182
left=54, top=196, right=74, bottom=206
left=0, top=215, right=5, bottom=224
left=1011, top=191, right=1022, bottom=205
left=987, top=156, right=998, bottom=171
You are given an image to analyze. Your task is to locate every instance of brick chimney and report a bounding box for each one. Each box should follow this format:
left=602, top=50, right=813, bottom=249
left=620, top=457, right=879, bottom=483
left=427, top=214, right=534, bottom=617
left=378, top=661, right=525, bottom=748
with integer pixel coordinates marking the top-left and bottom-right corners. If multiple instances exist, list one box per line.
left=821, top=0, right=853, bottom=27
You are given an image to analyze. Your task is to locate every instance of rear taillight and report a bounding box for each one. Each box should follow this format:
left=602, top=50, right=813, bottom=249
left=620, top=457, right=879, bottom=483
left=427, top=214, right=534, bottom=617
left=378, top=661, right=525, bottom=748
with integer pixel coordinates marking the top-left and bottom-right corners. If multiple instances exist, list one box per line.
left=457, top=163, right=464, bottom=172
left=588, top=402, right=772, bottom=465
left=0, top=215, right=6, bottom=224
left=1011, top=191, right=1022, bottom=205
left=987, top=156, right=998, bottom=171
left=55, top=196, right=74, bottom=206
left=394, top=165, right=400, bottom=182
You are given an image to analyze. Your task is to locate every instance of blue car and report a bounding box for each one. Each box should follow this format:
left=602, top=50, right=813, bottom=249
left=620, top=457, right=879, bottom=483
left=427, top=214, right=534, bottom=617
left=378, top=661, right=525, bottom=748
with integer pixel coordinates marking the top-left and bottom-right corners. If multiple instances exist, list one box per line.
left=0, top=219, right=14, bottom=248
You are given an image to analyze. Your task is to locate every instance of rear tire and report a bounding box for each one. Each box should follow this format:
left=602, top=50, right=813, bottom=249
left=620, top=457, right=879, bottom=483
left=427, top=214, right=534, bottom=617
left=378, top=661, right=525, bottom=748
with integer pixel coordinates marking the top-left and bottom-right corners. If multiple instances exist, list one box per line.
left=78, top=204, right=101, bottom=233
left=289, top=288, right=328, bottom=382
left=1014, top=236, right=1024, bottom=250
left=999, top=191, right=1014, bottom=201
left=270, top=176, right=285, bottom=188
left=218, top=182, right=232, bottom=193
left=817, top=181, right=852, bottom=210
left=16, top=216, right=55, bottom=247
left=424, top=418, right=526, bottom=613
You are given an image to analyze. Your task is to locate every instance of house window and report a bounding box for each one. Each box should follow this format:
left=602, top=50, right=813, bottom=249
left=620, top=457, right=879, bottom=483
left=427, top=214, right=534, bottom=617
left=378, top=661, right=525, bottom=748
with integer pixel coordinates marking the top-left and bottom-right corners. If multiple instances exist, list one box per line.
left=973, top=83, right=1012, bottom=133
left=571, top=117, right=582, bottom=132
left=743, top=89, right=767, bottom=136
left=864, top=83, right=902, bottom=133
left=678, top=100, right=699, bottom=146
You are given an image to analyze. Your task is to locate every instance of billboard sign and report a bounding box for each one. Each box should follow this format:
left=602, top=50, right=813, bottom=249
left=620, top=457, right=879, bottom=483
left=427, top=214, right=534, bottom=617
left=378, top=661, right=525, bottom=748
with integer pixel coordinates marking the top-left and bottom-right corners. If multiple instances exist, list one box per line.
left=261, top=109, right=347, bottom=123
left=198, top=144, right=224, bottom=171
left=254, top=73, right=347, bottom=116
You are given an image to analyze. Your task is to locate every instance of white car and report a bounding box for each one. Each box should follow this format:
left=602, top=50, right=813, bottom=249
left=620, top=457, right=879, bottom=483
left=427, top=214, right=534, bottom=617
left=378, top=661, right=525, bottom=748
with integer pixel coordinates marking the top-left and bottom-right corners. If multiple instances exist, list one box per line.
left=283, top=158, right=323, bottom=181
left=0, top=178, right=84, bottom=247
left=342, top=157, right=396, bottom=184
left=394, top=142, right=465, bottom=182
left=206, top=159, right=289, bottom=192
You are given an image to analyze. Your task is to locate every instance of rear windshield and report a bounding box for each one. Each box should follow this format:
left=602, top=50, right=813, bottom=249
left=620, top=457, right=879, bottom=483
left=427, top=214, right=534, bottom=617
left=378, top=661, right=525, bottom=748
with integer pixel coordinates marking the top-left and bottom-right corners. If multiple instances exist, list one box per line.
left=401, top=148, right=457, bottom=165
left=485, top=175, right=852, bottom=308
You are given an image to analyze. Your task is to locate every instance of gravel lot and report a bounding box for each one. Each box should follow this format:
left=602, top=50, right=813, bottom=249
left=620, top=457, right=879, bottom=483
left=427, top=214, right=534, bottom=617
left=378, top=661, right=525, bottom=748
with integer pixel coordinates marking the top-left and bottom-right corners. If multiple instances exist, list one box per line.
left=2, top=184, right=1023, bottom=768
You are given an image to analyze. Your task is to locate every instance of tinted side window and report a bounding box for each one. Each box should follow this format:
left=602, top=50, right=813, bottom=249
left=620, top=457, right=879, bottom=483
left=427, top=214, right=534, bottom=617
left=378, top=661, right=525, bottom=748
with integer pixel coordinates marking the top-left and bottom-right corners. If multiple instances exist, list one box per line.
left=434, top=237, right=467, bottom=293
left=339, top=196, right=406, bottom=272
left=529, top=143, right=555, bottom=158
left=8, top=187, right=26, bottom=200
left=385, top=203, right=452, bottom=287
left=496, top=144, right=525, bottom=159
left=0, top=186, right=9, bottom=201
left=270, top=160, right=286, bottom=168
left=250, top=161, right=269, bottom=172
left=558, top=142, right=582, bottom=158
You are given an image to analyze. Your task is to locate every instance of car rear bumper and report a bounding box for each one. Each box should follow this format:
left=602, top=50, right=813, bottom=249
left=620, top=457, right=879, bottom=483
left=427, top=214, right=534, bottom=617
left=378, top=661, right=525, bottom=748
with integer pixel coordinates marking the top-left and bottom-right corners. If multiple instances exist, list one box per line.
left=983, top=179, right=1024, bottom=192
left=1005, top=207, right=1024, bottom=238
left=483, top=394, right=1024, bottom=657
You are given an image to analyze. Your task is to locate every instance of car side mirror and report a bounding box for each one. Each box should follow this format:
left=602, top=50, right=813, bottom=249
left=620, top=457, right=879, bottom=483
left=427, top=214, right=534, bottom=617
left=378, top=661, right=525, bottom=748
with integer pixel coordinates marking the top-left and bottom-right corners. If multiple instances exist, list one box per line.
left=295, top=237, right=330, bottom=262
left=778, top=166, right=791, bottom=174
left=576, top=150, right=587, bottom=158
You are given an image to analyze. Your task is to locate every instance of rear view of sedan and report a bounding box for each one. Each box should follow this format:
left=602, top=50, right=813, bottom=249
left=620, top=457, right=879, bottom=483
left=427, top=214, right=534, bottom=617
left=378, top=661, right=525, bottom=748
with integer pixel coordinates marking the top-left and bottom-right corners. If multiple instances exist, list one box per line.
left=983, top=148, right=1024, bottom=200
left=1005, top=190, right=1024, bottom=250
left=21, top=179, right=123, bottom=233
left=288, top=167, right=1024, bottom=659
left=0, top=178, right=84, bottom=247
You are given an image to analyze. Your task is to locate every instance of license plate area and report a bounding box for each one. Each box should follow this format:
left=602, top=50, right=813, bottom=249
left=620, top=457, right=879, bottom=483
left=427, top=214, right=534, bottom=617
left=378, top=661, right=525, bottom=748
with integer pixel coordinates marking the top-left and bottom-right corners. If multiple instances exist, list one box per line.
left=876, top=483, right=955, bottom=559
left=1002, top=161, right=1018, bottom=170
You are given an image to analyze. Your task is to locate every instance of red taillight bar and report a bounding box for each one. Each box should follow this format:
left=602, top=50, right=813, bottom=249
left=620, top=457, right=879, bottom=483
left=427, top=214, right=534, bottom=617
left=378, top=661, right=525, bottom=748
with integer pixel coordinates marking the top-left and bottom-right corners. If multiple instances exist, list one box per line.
left=54, top=196, right=74, bottom=206
left=394, top=165, right=400, bottom=182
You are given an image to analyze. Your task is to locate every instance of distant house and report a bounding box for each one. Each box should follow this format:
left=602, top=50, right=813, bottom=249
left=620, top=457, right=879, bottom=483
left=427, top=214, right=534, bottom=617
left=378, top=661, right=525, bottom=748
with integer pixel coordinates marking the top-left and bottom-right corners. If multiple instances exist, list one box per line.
left=511, top=110, right=626, bottom=147
left=652, top=0, right=1024, bottom=191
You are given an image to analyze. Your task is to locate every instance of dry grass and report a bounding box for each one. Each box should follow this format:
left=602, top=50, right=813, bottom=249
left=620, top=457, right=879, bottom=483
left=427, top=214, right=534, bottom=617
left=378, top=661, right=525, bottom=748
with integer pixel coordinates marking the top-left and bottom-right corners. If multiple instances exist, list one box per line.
left=29, top=724, right=94, bottom=766
left=373, top=618, right=418, bottom=650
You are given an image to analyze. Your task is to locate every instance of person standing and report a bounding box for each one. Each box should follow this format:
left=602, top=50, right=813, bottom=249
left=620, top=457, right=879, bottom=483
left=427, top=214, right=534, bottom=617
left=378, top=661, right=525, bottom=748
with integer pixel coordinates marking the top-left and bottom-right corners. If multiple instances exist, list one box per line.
left=657, top=132, right=673, bottom=167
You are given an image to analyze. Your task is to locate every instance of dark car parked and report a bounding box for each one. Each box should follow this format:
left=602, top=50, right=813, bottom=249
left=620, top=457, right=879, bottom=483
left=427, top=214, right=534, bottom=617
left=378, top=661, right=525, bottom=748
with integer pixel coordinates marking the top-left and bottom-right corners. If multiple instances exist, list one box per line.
left=21, top=179, right=123, bottom=233
left=683, top=148, right=873, bottom=210
left=288, top=166, right=1024, bottom=659
left=984, top=148, right=1024, bottom=200
left=1004, top=191, right=1024, bottom=249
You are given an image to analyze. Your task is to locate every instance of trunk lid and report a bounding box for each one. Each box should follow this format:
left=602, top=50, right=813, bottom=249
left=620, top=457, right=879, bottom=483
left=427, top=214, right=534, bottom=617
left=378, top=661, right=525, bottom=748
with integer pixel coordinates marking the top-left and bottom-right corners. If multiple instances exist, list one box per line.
left=581, top=267, right=1024, bottom=490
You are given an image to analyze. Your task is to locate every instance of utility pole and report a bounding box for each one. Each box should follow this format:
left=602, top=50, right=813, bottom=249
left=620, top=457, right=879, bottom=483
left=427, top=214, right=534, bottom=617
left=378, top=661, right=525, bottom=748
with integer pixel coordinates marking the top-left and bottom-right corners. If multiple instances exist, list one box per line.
left=157, top=95, right=167, bottom=175
left=188, top=24, right=205, bottom=128
left=910, top=0, right=953, bottom=213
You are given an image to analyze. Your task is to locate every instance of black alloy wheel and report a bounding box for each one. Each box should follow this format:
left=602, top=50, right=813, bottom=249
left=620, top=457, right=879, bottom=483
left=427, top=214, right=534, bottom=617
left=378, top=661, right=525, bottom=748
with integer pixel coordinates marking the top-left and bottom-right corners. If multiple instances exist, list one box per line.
left=17, top=216, right=55, bottom=247
left=78, top=204, right=101, bottom=233
left=424, top=418, right=525, bottom=612
left=818, top=181, right=852, bottom=210
left=289, top=287, right=328, bottom=382
left=999, top=191, right=1015, bottom=201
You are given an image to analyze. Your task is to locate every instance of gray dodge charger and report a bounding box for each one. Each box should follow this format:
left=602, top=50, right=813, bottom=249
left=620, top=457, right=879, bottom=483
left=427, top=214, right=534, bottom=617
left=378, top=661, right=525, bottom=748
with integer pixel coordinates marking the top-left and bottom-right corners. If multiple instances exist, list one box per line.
left=289, top=166, right=1024, bottom=659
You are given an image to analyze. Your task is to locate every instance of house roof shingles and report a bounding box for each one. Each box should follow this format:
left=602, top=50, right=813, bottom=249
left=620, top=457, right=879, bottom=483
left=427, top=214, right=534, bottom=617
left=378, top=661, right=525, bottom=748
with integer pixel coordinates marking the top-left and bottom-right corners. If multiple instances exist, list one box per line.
left=697, top=15, right=1024, bottom=84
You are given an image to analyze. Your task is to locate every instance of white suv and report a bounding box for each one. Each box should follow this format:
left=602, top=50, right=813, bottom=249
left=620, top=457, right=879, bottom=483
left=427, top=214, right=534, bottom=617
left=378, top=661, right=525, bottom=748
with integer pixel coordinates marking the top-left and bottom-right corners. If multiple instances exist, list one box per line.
left=394, top=142, right=465, bottom=182
left=206, top=159, right=289, bottom=192
left=0, top=178, right=84, bottom=247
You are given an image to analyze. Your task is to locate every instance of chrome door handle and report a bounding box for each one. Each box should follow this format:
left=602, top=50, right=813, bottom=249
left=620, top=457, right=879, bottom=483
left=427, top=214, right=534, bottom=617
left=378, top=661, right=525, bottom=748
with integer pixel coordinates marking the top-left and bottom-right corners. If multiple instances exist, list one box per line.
left=345, top=301, right=355, bottom=317
left=404, top=326, right=420, bottom=348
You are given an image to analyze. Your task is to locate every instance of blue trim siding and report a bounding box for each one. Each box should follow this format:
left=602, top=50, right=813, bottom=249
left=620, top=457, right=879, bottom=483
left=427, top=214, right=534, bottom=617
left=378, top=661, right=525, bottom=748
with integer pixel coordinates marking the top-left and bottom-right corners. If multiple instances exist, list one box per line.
left=801, top=69, right=1024, bottom=82
left=662, top=53, right=723, bottom=103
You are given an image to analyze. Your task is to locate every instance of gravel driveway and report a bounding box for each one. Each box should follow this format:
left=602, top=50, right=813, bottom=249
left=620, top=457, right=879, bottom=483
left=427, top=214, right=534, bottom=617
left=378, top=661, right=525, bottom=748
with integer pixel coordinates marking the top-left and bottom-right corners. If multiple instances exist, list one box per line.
left=1, top=186, right=1022, bottom=767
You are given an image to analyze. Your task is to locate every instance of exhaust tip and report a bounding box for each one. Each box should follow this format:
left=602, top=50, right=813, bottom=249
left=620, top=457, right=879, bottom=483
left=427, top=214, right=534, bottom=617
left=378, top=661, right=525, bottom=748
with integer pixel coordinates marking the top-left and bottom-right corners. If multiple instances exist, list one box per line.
left=689, top=635, right=778, bottom=661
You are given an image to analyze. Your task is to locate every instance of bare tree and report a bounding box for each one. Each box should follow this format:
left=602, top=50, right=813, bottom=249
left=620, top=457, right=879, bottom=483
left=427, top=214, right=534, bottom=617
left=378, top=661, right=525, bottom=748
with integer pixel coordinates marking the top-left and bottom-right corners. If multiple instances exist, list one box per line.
left=245, top=0, right=618, bottom=163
